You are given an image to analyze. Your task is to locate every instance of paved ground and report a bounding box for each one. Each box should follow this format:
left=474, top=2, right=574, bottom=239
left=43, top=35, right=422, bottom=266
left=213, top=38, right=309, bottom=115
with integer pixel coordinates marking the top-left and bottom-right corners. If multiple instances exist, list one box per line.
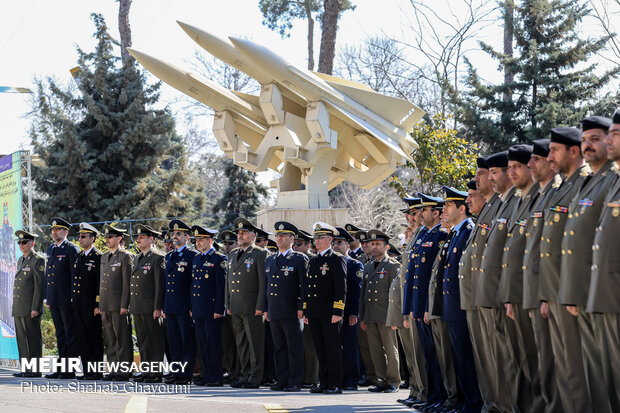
left=0, top=368, right=411, bottom=413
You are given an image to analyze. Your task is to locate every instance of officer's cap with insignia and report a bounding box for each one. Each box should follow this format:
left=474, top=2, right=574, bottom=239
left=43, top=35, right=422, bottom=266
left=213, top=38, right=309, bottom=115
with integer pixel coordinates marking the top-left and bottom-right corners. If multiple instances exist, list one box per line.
left=356, top=230, right=369, bottom=242
left=476, top=155, right=489, bottom=170
left=213, top=240, right=223, bottom=251
left=508, top=144, right=533, bottom=165
left=266, top=239, right=278, bottom=252
left=367, top=228, right=391, bottom=242
left=169, top=219, right=191, bottom=232
left=191, top=225, right=218, bottom=238
left=333, top=227, right=354, bottom=243
left=161, top=229, right=173, bottom=243
left=103, top=224, right=127, bottom=236
left=50, top=217, right=71, bottom=230
left=133, top=224, right=161, bottom=238
left=400, top=196, right=422, bottom=213
left=442, top=186, right=468, bottom=203
left=486, top=151, right=509, bottom=168
left=233, top=217, right=260, bottom=233
left=418, top=193, right=443, bottom=208
left=78, top=222, right=100, bottom=236
left=532, top=139, right=551, bottom=157
left=294, top=229, right=313, bottom=242
left=550, top=127, right=581, bottom=147
left=613, top=109, right=620, bottom=124
left=274, top=221, right=298, bottom=236
left=219, top=230, right=238, bottom=242
left=255, top=227, right=272, bottom=240
left=15, top=229, right=37, bottom=241
left=344, top=223, right=367, bottom=235
left=388, top=243, right=402, bottom=258
left=581, top=115, right=612, bottom=132
left=466, top=179, right=477, bottom=191
left=313, top=221, right=338, bottom=237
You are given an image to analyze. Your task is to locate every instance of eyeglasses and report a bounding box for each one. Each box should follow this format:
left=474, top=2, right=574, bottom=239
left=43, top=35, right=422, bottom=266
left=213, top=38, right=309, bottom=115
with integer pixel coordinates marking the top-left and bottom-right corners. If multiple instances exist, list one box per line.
left=17, top=240, right=30, bottom=245
left=225, top=241, right=236, bottom=246
left=78, top=234, right=92, bottom=239
left=172, top=231, right=185, bottom=237
left=105, top=234, right=118, bottom=239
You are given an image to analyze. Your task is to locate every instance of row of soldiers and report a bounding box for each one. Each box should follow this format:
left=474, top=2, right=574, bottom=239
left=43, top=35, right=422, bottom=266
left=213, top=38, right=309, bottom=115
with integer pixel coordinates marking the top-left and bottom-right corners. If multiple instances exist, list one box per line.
left=10, top=110, right=620, bottom=411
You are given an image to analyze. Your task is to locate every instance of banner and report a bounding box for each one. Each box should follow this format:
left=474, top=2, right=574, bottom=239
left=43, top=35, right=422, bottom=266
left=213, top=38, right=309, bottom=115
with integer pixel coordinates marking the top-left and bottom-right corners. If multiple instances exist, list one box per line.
left=0, top=152, right=23, bottom=366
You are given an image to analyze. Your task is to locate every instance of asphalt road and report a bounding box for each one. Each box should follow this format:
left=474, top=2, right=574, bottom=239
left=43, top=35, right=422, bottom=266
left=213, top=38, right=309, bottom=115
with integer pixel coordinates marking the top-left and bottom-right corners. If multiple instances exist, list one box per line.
left=0, top=368, right=411, bottom=413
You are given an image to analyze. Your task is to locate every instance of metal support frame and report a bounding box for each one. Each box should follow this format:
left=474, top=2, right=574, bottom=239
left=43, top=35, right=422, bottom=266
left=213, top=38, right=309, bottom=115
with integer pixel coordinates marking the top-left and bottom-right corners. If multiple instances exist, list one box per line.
left=19, top=150, right=33, bottom=231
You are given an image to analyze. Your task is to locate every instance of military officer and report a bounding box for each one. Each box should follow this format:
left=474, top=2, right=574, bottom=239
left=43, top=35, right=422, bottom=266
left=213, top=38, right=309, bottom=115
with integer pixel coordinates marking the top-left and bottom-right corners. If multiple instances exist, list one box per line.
left=163, top=219, right=197, bottom=385
left=331, top=227, right=363, bottom=390
left=255, top=228, right=271, bottom=249
left=344, top=224, right=366, bottom=262
left=440, top=186, right=482, bottom=413
left=541, top=127, right=592, bottom=413
left=558, top=116, right=617, bottom=412
left=72, top=223, right=103, bottom=380
left=161, top=230, right=174, bottom=254
left=225, top=217, right=268, bottom=389
left=190, top=225, right=227, bottom=387
left=45, top=217, right=80, bottom=379
left=587, top=109, right=620, bottom=412
left=95, top=224, right=133, bottom=381
left=220, top=230, right=238, bottom=255
left=303, top=222, right=347, bottom=394
left=12, top=230, right=45, bottom=378
left=218, top=229, right=240, bottom=383
left=293, top=230, right=314, bottom=256
left=522, top=139, right=563, bottom=412
left=263, top=221, right=308, bottom=392
left=129, top=224, right=166, bottom=383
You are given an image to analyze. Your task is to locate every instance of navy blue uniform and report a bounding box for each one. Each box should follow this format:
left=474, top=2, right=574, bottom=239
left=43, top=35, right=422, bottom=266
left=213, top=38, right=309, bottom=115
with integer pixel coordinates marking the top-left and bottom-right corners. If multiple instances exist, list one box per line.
left=164, top=245, right=197, bottom=380
left=45, top=240, right=79, bottom=359
left=263, top=249, right=308, bottom=387
left=402, top=226, right=428, bottom=316
left=407, top=224, right=448, bottom=404
left=441, top=218, right=482, bottom=413
left=341, top=255, right=363, bottom=388
left=191, top=247, right=227, bottom=384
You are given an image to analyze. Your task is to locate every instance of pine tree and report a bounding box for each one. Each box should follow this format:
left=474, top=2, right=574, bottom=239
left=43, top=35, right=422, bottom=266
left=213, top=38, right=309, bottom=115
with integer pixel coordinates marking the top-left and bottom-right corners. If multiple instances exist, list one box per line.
left=456, top=0, right=620, bottom=151
left=29, top=14, right=203, bottom=224
left=211, top=159, right=268, bottom=227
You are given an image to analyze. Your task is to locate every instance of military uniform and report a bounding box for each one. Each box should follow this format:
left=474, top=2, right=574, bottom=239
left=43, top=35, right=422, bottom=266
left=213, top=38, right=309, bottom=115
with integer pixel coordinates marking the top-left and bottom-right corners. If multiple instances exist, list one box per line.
left=340, top=253, right=363, bottom=389
left=12, top=231, right=45, bottom=376
left=45, top=218, right=80, bottom=376
left=225, top=218, right=268, bottom=387
left=71, top=237, right=103, bottom=375
left=354, top=230, right=376, bottom=387
left=99, top=225, right=134, bottom=379
left=360, top=237, right=401, bottom=391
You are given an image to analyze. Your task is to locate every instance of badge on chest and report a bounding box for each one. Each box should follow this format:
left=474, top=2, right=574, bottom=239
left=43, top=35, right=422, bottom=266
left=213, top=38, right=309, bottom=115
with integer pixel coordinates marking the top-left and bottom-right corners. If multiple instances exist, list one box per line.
left=320, top=263, right=329, bottom=275
left=244, top=258, right=254, bottom=271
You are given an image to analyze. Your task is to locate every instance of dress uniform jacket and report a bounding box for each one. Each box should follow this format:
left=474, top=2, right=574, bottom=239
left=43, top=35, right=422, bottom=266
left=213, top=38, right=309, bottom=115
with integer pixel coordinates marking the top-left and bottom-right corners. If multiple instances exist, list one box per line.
left=226, top=245, right=268, bottom=314
left=45, top=240, right=79, bottom=306
left=349, top=247, right=365, bottom=263
left=263, top=250, right=307, bottom=320
left=344, top=256, right=363, bottom=319
left=303, top=249, right=347, bottom=318
left=12, top=251, right=46, bottom=317
left=71, top=248, right=102, bottom=310
left=191, top=248, right=227, bottom=318
left=99, top=248, right=133, bottom=312
left=522, top=177, right=560, bottom=310
left=587, top=172, right=620, bottom=313
left=386, top=274, right=404, bottom=327
left=408, top=224, right=448, bottom=319
left=559, top=161, right=617, bottom=306
left=402, top=226, right=428, bottom=316
left=130, top=248, right=165, bottom=314
left=429, top=237, right=450, bottom=319
left=476, top=187, right=519, bottom=308
left=442, top=218, right=474, bottom=322
left=360, top=256, right=401, bottom=323
left=163, top=245, right=197, bottom=314
left=539, top=164, right=590, bottom=302
left=465, top=194, right=501, bottom=310
left=498, top=183, right=540, bottom=304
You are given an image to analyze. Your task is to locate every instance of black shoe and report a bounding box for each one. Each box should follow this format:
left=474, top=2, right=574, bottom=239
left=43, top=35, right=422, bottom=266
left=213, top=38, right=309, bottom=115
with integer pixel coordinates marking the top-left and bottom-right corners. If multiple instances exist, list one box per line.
left=323, top=386, right=342, bottom=394
left=309, top=385, right=325, bottom=393
left=143, top=376, right=162, bottom=383
left=229, top=380, right=245, bottom=388
left=406, top=400, right=428, bottom=409
left=206, top=381, right=223, bottom=387
left=283, top=384, right=301, bottom=392
left=261, top=378, right=277, bottom=386
left=399, top=381, right=409, bottom=389
left=45, top=372, right=61, bottom=379
left=164, top=376, right=177, bottom=384
left=58, top=373, right=75, bottom=379
left=358, top=378, right=374, bottom=387
left=342, top=385, right=358, bottom=391
left=242, top=382, right=260, bottom=389
left=300, top=383, right=315, bottom=389
left=24, top=372, right=42, bottom=378
left=12, top=372, right=24, bottom=377
left=368, top=384, right=386, bottom=392
left=270, top=383, right=286, bottom=391
left=131, top=375, right=145, bottom=382
left=383, top=385, right=398, bottom=393
left=174, top=378, right=190, bottom=385
left=102, top=374, right=116, bottom=381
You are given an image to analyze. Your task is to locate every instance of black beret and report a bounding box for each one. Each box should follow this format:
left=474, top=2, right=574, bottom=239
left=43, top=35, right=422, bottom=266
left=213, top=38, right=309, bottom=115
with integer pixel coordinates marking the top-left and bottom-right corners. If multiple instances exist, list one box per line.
left=274, top=221, right=298, bottom=236
left=15, top=230, right=37, bottom=241
left=134, top=224, right=161, bottom=237
left=466, top=180, right=477, bottom=191
left=50, top=217, right=71, bottom=230
left=103, top=224, right=127, bottom=236
left=613, top=109, right=620, bottom=124
left=333, top=227, right=354, bottom=242
left=476, top=156, right=489, bottom=169
left=581, top=116, right=611, bottom=131
left=532, top=139, right=550, bottom=157
left=508, top=144, right=533, bottom=164
left=443, top=186, right=468, bottom=202
left=233, top=217, right=260, bottom=233
left=191, top=225, right=217, bottom=238
left=367, top=229, right=391, bottom=241
left=550, top=127, right=581, bottom=147
left=169, top=219, right=191, bottom=232
left=486, top=151, right=509, bottom=168
left=294, top=230, right=313, bottom=242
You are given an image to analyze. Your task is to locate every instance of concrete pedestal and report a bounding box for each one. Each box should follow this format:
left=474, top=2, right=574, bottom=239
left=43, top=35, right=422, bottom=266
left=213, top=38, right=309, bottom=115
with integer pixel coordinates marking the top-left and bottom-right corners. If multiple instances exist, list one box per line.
left=256, top=208, right=349, bottom=234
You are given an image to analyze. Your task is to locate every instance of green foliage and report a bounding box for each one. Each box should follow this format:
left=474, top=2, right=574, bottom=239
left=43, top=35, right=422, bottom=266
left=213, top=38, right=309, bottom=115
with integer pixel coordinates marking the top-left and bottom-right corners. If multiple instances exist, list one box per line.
left=391, top=114, right=478, bottom=195
left=41, top=316, right=57, bottom=355
left=259, top=0, right=321, bottom=37
left=29, top=13, right=203, bottom=224
left=456, top=0, right=620, bottom=151
left=211, top=158, right=269, bottom=227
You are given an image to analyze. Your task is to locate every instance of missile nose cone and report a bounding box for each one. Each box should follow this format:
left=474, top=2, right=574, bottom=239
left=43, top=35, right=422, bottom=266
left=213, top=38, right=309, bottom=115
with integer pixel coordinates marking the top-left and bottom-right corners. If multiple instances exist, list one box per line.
left=229, top=37, right=289, bottom=69
left=177, top=21, right=200, bottom=40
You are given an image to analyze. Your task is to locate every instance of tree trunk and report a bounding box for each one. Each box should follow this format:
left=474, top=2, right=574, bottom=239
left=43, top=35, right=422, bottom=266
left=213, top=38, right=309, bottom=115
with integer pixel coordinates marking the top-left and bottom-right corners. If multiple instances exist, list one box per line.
left=118, top=0, right=133, bottom=68
left=305, top=0, right=315, bottom=70
left=318, top=0, right=340, bottom=74
left=503, top=0, right=514, bottom=102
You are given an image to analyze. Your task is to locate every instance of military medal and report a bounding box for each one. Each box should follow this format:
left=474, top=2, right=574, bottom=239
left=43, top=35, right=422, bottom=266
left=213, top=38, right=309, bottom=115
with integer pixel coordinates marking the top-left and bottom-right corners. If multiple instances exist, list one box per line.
left=320, top=263, right=329, bottom=275
left=613, top=208, right=620, bottom=218
left=608, top=201, right=620, bottom=217
left=554, top=213, right=560, bottom=223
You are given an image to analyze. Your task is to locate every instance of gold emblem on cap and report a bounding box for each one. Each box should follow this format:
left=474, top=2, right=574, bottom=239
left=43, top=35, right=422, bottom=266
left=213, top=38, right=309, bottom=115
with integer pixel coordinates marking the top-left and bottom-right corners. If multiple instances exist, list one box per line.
left=371, top=233, right=376, bottom=239
left=238, top=223, right=243, bottom=229
left=224, top=234, right=230, bottom=240
left=195, top=229, right=199, bottom=236
left=80, top=224, right=84, bottom=230
left=174, top=223, right=179, bottom=230
left=360, top=234, right=366, bottom=240
left=52, top=220, right=57, bottom=226
left=137, top=228, right=141, bottom=234
left=278, top=224, right=284, bottom=230
left=19, top=233, right=23, bottom=239
left=314, top=223, right=321, bottom=231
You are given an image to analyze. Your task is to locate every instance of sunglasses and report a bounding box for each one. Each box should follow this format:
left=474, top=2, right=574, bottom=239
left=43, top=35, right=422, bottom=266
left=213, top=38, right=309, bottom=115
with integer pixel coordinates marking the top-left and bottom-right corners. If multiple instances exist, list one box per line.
left=332, top=240, right=346, bottom=245
left=294, top=241, right=305, bottom=246
left=78, top=234, right=92, bottom=239
left=17, top=240, right=31, bottom=245
left=172, top=231, right=185, bottom=236
left=105, top=234, right=119, bottom=239
left=225, top=241, right=236, bottom=246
